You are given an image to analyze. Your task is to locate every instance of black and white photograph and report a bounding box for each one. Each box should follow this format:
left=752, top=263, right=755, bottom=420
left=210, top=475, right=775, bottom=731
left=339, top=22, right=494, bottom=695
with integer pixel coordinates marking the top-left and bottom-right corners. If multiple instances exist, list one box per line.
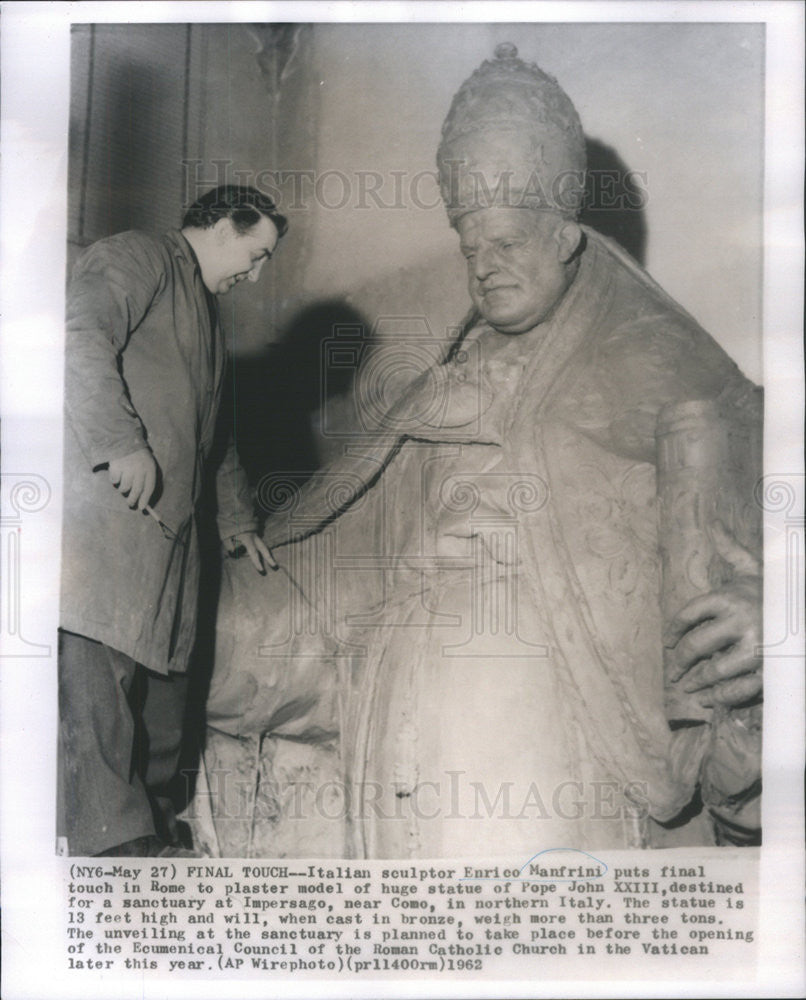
left=1, top=3, right=803, bottom=998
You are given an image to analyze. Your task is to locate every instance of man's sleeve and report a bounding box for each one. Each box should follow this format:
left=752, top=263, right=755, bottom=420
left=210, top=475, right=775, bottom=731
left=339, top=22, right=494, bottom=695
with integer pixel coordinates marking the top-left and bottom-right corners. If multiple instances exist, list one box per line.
left=65, top=235, right=165, bottom=468
left=215, top=434, right=258, bottom=541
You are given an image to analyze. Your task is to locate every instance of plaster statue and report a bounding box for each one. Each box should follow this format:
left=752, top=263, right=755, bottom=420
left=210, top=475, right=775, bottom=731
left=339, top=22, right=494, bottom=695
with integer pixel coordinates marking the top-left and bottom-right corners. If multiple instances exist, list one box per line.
left=191, top=45, right=762, bottom=859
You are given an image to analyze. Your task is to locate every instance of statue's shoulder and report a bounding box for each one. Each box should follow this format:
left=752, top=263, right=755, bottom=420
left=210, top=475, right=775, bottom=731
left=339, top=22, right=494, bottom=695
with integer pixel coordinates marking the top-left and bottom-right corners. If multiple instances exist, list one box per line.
left=545, top=232, right=758, bottom=461
left=593, top=232, right=751, bottom=388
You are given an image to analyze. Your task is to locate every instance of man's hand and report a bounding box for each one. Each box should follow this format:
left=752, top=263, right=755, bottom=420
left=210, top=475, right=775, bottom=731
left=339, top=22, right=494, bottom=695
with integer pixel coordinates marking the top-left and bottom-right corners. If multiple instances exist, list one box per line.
left=664, top=521, right=762, bottom=709
left=225, top=531, right=277, bottom=574
left=107, top=449, right=157, bottom=510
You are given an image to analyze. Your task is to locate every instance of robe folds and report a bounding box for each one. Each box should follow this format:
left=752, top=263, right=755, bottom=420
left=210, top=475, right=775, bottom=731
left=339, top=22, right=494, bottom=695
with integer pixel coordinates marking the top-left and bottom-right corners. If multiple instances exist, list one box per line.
left=200, top=228, right=761, bottom=858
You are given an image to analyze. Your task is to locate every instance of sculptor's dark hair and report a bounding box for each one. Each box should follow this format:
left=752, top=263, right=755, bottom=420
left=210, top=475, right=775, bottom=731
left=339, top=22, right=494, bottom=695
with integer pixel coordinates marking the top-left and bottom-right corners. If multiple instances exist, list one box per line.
left=182, top=185, right=288, bottom=238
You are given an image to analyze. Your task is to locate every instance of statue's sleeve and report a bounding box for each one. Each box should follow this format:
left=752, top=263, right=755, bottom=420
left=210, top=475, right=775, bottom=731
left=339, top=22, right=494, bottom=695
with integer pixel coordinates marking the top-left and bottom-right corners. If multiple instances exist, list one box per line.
left=546, top=300, right=763, bottom=844
left=700, top=706, right=762, bottom=844
left=553, top=302, right=759, bottom=468
left=662, top=711, right=761, bottom=845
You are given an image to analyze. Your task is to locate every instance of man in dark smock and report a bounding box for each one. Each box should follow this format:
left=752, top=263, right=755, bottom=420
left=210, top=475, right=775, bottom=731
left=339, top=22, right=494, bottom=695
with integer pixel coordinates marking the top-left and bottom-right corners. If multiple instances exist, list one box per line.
left=60, top=185, right=283, bottom=857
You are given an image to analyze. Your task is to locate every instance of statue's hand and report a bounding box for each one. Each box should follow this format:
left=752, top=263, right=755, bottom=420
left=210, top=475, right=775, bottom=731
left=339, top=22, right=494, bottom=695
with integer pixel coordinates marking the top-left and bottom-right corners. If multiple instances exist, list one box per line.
left=663, top=521, right=762, bottom=709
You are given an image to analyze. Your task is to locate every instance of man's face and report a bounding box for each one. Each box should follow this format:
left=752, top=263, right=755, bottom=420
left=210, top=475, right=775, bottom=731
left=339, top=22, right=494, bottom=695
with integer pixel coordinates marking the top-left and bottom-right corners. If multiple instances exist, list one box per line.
left=204, top=214, right=280, bottom=295
left=457, top=208, right=572, bottom=334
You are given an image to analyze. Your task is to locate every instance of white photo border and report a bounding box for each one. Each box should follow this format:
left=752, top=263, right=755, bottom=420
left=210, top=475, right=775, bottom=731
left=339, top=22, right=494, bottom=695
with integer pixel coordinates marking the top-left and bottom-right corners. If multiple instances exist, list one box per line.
left=1, top=3, right=803, bottom=998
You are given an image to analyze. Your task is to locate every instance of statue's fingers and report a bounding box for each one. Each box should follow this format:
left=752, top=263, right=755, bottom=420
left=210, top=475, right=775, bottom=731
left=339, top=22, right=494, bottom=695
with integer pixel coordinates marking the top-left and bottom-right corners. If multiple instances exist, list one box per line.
left=670, top=617, right=743, bottom=680
left=663, top=590, right=731, bottom=649
left=706, top=671, right=763, bottom=708
left=683, top=642, right=760, bottom=693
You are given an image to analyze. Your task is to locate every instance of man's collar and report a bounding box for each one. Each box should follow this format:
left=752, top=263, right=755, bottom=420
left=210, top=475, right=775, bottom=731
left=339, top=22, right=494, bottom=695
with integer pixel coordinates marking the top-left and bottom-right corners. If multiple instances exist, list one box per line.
left=165, top=229, right=200, bottom=270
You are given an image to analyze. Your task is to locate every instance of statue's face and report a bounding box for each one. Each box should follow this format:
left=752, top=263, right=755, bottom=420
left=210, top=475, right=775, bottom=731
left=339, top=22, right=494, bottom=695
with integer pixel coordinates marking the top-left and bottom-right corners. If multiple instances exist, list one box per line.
left=457, top=208, right=572, bottom=334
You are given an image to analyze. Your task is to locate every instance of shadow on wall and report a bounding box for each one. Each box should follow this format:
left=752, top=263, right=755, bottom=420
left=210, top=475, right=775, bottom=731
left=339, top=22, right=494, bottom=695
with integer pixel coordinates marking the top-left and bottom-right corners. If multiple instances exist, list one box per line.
left=581, top=138, right=648, bottom=266
left=173, top=298, right=373, bottom=803
left=226, top=299, right=375, bottom=495
left=82, top=51, right=183, bottom=240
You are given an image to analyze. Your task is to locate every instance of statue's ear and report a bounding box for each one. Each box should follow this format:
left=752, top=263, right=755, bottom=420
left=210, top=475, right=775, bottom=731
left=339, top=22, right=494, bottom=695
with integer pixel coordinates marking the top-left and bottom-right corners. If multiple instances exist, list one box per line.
left=556, top=220, right=583, bottom=263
